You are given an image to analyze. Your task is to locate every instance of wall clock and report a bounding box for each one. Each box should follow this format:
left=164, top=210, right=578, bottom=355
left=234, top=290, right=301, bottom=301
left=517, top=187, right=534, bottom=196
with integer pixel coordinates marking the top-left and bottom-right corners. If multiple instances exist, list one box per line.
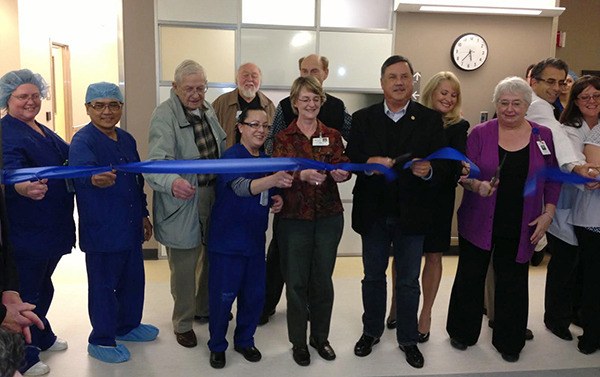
left=451, top=33, right=488, bottom=71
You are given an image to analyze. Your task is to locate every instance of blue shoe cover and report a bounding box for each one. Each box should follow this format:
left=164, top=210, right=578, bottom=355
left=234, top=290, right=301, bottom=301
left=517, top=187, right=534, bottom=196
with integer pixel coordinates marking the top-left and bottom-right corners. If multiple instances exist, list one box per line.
left=115, top=324, right=159, bottom=342
left=87, top=343, right=130, bottom=363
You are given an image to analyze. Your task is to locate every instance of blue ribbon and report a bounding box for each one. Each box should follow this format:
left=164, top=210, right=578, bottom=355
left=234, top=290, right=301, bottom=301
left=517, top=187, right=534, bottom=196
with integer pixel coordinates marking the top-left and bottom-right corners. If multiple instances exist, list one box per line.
left=402, top=147, right=481, bottom=178
left=3, top=158, right=398, bottom=184
left=523, top=167, right=600, bottom=196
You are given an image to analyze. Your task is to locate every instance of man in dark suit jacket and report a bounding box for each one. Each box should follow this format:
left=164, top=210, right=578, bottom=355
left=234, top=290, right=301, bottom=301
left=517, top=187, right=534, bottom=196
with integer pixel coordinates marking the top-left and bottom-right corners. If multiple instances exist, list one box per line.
left=346, top=55, right=446, bottom=369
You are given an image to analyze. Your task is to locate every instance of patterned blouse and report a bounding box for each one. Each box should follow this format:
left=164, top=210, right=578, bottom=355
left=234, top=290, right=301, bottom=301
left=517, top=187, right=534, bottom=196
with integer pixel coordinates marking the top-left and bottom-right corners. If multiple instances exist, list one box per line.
left=273, top=119, right=349, bottom=220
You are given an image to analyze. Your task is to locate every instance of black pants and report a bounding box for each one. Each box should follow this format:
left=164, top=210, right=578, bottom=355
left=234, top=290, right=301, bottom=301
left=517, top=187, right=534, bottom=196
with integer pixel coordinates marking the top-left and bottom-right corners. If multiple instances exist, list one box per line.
left=544, top=232, right=580, bottom=329
left=574, top=227, right=600, bottom=349
left=262, top=217, right=285, bottom=316
left=447, top=236, right=528, bottom=355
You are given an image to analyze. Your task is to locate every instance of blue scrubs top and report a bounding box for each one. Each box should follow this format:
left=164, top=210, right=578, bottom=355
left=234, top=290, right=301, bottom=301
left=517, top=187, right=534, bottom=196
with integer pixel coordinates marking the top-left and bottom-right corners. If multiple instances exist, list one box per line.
left=1, top=114, right=75, bottom=259
left=69, top=123, right=149, bottom=253
left=208, top=143, right=274, bottom=256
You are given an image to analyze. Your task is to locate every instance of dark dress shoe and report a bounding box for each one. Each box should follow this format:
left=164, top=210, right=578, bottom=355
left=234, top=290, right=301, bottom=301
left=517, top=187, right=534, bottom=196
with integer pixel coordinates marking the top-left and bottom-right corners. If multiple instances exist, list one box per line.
left=386, top=317, right=397, bottom=329
left=418, top=332, right=430, bottom=343
left=525, top=329, right=534, bottom=341
left=577, top=336, right=598, bottom=355
left=501, top=352, right=519, bottom=362
left=354, top=334, right=380, bottom=357
left=234, top=345, right=262, bottom=362
left=309, top=338, right=336, bottom=360
left=546, top=324, right=572, bottom=341
left=450, top=337, right=468, bottom=351
left=175, top=330, right=197, bottom=348
left=210, top=351, right=226, bottom=369
left=399, top=344, right=424, bottom=369
left=292, top=345, right=310, bottom=366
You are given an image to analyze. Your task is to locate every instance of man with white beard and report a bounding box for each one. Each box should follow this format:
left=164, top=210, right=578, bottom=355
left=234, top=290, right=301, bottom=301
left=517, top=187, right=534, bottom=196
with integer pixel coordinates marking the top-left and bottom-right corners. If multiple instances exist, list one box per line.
left=212, top=63, right=275, bottom=149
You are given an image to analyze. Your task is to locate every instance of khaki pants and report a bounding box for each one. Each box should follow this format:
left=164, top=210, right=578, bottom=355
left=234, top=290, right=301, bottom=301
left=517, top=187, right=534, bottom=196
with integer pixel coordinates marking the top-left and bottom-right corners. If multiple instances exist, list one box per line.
left=167, top=186, right=214, bottom=332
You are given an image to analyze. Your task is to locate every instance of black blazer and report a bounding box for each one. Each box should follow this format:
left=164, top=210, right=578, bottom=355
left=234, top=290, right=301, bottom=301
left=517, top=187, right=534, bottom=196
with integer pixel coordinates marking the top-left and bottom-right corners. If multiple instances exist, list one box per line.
left=346, top=101, right=447, bottom=235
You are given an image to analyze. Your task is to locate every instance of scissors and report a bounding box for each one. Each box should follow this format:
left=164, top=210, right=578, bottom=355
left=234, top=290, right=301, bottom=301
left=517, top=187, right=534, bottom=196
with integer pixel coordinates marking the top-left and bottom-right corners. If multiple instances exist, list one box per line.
left=489, top=153, right=507, bottom=186
left=390, top=152, right=413, bottom=166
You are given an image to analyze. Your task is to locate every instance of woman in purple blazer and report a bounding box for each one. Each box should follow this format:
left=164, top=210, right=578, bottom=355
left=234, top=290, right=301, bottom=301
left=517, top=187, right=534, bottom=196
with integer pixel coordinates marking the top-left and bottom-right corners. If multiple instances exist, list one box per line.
left=446, top=77, right=561, bottom=362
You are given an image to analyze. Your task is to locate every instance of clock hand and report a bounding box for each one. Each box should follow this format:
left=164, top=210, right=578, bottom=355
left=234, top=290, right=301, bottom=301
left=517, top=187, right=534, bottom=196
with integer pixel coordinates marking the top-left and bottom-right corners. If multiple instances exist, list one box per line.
left=469, top=49, right=473, bottom=61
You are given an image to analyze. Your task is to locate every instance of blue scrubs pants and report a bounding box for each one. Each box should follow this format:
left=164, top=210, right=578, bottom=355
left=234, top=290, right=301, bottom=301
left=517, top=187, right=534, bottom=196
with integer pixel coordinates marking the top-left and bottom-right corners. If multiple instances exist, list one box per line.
left=85, top=247, right=145, bottom=346
left=15, top=254, right=62, bottom=371
left=208, top=252, right=265, bottom=352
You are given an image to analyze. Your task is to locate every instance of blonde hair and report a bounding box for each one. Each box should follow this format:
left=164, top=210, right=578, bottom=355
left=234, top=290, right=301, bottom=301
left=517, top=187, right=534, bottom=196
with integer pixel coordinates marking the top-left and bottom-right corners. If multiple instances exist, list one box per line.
left=289, top=76, right=327, bottom=115
left=420, top=71, right=462, bottom=127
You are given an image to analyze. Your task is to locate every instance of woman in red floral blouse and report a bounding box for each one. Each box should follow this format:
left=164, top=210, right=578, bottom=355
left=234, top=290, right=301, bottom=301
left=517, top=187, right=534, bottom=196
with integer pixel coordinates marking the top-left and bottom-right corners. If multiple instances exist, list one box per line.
left=272, top=76, right=350, bottom=367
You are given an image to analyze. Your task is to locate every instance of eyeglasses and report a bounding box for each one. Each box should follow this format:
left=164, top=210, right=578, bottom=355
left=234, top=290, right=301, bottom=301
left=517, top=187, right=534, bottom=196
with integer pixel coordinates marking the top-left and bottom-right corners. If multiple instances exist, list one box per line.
left=182, top=86, right=208, bottom=95
left=241, top=122, right=272, bottom=131
left=577, top=93, right=600, bottom=102
left=297, top=97, right=322, bottom=104
left=88, top=102, right=123, bottom=111
left=11, top=93, right=41, bottom=102
left=535, top=77, right=567, bottom=88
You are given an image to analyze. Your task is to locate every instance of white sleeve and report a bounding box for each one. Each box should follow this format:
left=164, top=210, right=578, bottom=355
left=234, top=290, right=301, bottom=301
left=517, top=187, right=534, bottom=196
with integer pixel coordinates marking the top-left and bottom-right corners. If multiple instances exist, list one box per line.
left=526, top=99, right=583, bottom=169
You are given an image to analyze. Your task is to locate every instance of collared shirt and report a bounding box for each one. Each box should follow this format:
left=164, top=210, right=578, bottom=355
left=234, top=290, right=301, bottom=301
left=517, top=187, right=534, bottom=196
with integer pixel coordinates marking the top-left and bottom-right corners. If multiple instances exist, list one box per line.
left=273, top=119, right=348, bottom=220
left=185, top=107, right=219, bottom=185
left=384, top=100, right=409, bottom=122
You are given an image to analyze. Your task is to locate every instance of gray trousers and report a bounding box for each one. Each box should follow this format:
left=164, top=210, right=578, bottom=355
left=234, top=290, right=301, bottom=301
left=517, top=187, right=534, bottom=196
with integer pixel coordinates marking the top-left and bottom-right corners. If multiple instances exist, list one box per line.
left=167, top=185, right=214, bottom=332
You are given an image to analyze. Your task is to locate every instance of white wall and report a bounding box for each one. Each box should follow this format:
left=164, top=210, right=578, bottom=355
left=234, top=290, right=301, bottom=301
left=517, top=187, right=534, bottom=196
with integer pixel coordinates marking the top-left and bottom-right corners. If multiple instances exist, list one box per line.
left=17, top=0, right=120, bottom=129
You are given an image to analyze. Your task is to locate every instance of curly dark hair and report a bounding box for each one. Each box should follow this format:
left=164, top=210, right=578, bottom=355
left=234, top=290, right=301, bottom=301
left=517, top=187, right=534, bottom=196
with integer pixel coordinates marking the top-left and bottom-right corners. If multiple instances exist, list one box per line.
left=0, top=328, right=24, bottom=377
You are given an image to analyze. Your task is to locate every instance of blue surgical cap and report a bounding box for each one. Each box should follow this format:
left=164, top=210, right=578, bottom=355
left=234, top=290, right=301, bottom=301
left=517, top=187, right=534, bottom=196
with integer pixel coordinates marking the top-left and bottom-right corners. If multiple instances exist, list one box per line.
left=568, top=70, right=579, bottom=81
left=0, top=69, right=49, bottom=109
left=85, top=82, right=124, bottom=103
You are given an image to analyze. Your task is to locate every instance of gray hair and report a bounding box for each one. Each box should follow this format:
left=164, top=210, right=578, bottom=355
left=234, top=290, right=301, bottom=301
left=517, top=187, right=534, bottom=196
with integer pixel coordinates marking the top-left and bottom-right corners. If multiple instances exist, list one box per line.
left=174, top=59, right=206, bottom=85
left=492, top=76, right=532, bottom=105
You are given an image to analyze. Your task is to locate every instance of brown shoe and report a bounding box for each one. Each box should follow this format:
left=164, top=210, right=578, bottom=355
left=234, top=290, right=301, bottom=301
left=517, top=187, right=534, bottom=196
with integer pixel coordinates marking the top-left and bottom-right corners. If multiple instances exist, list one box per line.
left=175, top=330, right=197, bottom=348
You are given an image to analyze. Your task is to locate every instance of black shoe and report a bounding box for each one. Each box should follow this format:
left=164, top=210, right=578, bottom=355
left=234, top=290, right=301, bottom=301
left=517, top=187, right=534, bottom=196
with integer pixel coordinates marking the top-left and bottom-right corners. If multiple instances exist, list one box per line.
left=418, top=332, right=430, bottom=343
left=399, top=344, right=424, bottom=369
left=501, top=352, right=519, bottom=362
left=353, top=334, right=380, bottom=357
left=577, top=336, right=598, bottom=355
left=525, top=329, right=534, bottom=341
left=174, top=330, right=197, bottom=348
left=545, top=324, right=572, bottom=341
left=234, top=345, right=262, bottom=362
left=386, top=317, right=397, bottom=329
left=292, top=345, right=310, bottom=366
left=309, top=338, right=336, bottom=361
left=258, top=309, right=275, bottom=326
left=450, top=337, right=468, bottom=351
left=210, top=351, right=226, bottom=369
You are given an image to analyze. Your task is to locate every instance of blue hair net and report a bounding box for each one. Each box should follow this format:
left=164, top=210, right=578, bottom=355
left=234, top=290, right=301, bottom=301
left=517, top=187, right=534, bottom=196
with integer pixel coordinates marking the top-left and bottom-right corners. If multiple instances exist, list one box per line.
left=568, top=70, right=579, bottom=81
left=0, top=69, right=49, bottom=109
left=85, top=82, right=123, bottom=103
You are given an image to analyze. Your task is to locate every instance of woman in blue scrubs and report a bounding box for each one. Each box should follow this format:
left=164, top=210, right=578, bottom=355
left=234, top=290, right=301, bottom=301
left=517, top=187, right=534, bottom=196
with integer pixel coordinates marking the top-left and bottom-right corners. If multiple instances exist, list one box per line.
left=207, top=107, right=292, bottom=369
left=0, top=69, right=75, bottom=376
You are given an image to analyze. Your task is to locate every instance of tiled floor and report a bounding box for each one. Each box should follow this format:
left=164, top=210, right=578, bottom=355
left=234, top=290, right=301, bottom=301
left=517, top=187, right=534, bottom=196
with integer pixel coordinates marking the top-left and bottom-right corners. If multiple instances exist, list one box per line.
left=42, top=251, right=599, bottom=376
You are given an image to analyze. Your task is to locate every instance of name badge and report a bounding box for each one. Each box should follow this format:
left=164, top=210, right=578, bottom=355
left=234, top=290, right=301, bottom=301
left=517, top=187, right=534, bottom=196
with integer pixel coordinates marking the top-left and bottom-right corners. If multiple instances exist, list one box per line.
left=312, top=137, right=329, bottom=146
left=260, top=191, right=269, bottom=207
left=537, top=140, right=551, bottom=156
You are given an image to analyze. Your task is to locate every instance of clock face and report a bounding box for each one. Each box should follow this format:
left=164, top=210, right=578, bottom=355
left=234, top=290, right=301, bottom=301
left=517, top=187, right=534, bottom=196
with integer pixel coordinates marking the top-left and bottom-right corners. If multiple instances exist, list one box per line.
left=451, top=33, right=488, bottom=71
